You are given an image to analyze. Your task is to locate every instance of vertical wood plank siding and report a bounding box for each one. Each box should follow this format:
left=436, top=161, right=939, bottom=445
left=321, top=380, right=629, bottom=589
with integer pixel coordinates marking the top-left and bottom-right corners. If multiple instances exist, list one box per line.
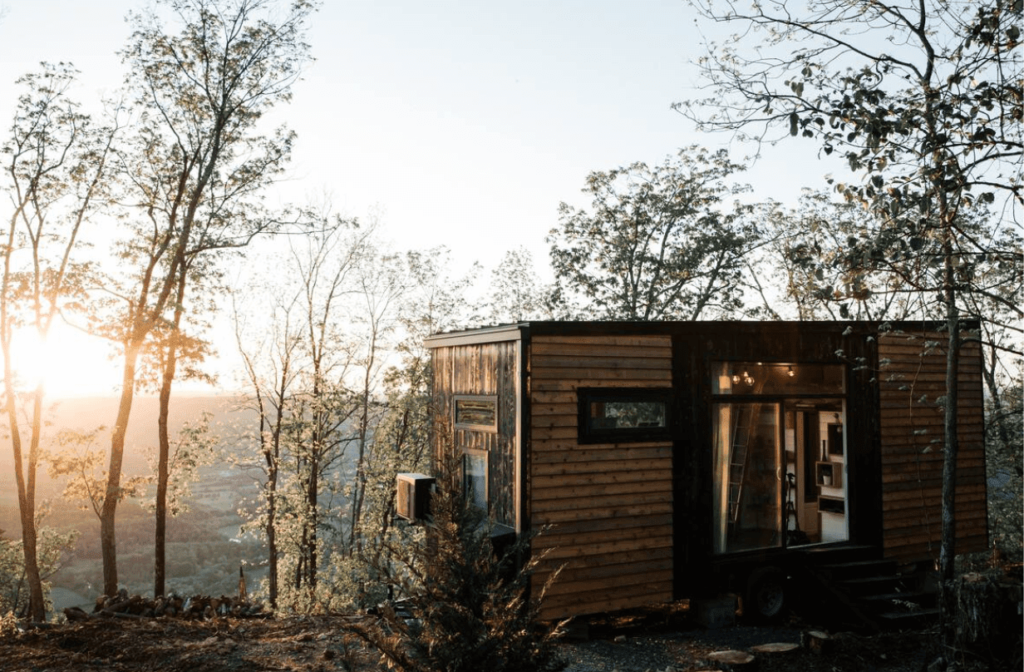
left=432, top=341, right=519, bottom=528
left=528, top=335, right=674, bottom=621
left=878, top=331, right=987, bottom=565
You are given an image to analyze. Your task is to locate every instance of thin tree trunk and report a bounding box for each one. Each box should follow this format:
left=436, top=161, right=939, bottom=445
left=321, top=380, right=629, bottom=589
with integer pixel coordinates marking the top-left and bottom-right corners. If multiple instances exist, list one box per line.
left=3, top=342, right=46, bottom=622
left=154, top=332, right=180, bottom=598
left=155, top=269, right=187, bottom=598
left=266, top=366, right=288, bottom=609
left=933, top=121, right=961, bottom=650
left=266, top=451, right=278, bottom=607
left=939, top=264, right=961, bottom=651
left=981, top=340, right=1011, bottom=449
left=101, top=345, right=142, bottom=597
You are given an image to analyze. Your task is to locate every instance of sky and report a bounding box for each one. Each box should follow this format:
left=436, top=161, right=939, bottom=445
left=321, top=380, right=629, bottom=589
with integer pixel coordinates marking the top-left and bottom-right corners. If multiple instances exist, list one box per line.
left=0, top=0, right=834, bottom=396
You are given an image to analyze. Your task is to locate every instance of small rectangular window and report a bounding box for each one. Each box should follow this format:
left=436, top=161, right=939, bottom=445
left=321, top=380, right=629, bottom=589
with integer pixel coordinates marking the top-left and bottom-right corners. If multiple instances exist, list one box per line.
left=578, top=388, right=672, bottom=444
left=454, top=395, right=497, bottom=431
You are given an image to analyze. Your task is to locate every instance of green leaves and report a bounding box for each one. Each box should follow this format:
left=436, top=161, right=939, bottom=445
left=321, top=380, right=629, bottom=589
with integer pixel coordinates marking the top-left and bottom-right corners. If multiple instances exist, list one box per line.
left=547, top=146, right=758, bottom=321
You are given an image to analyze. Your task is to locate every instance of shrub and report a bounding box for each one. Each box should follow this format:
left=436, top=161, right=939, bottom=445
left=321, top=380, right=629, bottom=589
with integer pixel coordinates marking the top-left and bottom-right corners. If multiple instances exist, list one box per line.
left=348, top=449, right=566, bottom=672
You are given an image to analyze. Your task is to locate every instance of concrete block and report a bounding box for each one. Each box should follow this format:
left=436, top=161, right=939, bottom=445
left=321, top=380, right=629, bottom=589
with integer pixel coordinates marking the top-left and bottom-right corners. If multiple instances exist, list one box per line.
left=693, top=595, right=737, bottom=629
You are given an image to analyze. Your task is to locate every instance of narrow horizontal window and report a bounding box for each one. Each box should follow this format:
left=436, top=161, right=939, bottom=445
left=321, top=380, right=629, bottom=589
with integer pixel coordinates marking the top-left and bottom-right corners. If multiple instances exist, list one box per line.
left=454, top=395, right=498, bottom=431
left=712, top=362, right=844, bottom=395
left=578, top=388, right=672, bottom=444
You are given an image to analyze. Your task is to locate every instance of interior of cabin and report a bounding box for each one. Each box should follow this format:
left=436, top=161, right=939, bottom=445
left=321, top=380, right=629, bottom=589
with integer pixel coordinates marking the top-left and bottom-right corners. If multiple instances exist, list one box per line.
left=711, top=361, right=848, bottom=555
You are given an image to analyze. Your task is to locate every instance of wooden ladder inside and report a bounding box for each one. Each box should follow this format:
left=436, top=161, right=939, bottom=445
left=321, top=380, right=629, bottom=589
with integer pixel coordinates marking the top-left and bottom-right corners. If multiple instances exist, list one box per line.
left=727, top=404, right=758, bottom=524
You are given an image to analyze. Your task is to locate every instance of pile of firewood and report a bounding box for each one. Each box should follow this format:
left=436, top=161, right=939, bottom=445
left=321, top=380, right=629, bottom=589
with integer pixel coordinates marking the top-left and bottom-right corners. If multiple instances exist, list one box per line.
left=63, top=589, right=267, bottom=622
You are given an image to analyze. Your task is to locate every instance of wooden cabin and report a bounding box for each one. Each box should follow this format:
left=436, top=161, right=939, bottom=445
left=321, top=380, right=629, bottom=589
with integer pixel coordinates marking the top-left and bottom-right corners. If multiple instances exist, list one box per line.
left=423, top=321, right=987, bottom=621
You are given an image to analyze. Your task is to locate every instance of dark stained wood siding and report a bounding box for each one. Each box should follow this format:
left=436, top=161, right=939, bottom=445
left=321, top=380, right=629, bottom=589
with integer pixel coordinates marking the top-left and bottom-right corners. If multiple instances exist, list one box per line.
left=878, top=331, right=987, bottom=565
left=527, top=335, right=674, bottom=621
left=432, top=340, right=519, bottom=528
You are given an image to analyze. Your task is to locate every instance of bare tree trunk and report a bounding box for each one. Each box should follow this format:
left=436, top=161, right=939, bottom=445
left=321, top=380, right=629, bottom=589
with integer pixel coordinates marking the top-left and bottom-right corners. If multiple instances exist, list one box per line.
left=308, top=451, right=318, bottom=590
left=266, top=449, right=279, bottom=607
left=980, top=339, right=1012, bottom=449
left=155, top=270, right=187, bottom=598
left=939, top=260, right=961, bottom=652
left=101, top=346, right=142, bottom=597
left=933, top=119, right=961, bottom=650
left=266, top=366, right=289, bottom=608
left=154, top=334, right=179, bottom=598
left=5, top=394, right=45, bottom=622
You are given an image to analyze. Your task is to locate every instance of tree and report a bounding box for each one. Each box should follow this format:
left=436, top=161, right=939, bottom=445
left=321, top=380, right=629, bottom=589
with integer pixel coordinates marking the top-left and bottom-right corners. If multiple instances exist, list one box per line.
left=486, top=247, right=550, bottom=324
left=286, top=219, right=378, bottom=596
left=233, top=217, right=384, bottom=609
left=0, top=519, right=77, bottom=619
left=232, top=235, right=481, bottom=612
left=547, top=147, right=760, bottom=321
left=748, top=190, right=936, bottom=321
left=93, top=0, right=315, bottom=598
left=0, top=63, right=116, bottom=621
left=234, top=283, right=303, bottom=609
left=682, top=0, right=1022, bottom=651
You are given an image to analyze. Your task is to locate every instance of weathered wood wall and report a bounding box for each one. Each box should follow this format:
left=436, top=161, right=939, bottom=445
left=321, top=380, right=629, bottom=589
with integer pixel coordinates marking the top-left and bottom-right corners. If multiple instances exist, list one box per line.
left=878, top=331, right=987, bottom=566
left=432, top=341, right=519, bottom=528
left=528, top=335, right=674, bottom=621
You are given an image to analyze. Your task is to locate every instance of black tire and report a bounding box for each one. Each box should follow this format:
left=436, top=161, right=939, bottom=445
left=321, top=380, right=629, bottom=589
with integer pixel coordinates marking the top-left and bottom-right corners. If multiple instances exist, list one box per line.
left=745, top=566, right=786, bottom=622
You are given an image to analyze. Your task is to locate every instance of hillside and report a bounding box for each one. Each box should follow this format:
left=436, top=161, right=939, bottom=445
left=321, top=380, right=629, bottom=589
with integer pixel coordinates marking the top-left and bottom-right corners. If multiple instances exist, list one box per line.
left=0, top=395, right=264, bottom=607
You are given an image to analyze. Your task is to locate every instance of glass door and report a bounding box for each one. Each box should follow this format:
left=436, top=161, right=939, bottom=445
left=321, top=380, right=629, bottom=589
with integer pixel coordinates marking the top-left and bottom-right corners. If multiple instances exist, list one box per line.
left=712, top=402, right=782, bottom=554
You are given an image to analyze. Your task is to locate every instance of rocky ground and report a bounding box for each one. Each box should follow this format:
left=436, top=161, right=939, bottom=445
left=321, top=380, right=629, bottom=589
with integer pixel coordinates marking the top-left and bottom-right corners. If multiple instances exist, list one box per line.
left=2, top=606, right=1019, bottom=672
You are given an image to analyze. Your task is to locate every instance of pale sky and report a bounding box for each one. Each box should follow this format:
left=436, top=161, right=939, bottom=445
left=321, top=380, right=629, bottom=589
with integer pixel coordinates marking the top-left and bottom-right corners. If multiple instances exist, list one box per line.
left=0, top=0, right=833, bottom=395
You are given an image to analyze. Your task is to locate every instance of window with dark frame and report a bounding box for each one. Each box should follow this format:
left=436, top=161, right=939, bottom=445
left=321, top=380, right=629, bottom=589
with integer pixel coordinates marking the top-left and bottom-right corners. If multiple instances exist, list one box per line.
left=577, top=388, right=672, bottom=444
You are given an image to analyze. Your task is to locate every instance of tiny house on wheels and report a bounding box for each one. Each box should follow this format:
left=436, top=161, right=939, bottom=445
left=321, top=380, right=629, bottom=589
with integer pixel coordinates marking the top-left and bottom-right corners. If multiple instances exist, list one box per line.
left=420, top=321, right=987, bottom=624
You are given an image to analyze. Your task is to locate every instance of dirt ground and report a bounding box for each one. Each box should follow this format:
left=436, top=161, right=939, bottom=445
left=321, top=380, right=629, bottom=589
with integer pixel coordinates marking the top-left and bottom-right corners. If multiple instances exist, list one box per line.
left=1, top=608, right=1019, bottom=672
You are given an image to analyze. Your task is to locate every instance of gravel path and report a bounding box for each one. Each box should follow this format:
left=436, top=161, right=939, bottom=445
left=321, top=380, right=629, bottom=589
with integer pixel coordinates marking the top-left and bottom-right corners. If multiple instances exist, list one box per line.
left=550, top=619, right=961, bottom=672
left=557, top=624, right=804, bottom=672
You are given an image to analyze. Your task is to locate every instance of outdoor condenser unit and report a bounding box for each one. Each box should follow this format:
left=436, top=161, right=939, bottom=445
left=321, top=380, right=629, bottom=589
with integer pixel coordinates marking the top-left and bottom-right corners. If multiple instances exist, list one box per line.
left=396, top=473, right=434, bottom=522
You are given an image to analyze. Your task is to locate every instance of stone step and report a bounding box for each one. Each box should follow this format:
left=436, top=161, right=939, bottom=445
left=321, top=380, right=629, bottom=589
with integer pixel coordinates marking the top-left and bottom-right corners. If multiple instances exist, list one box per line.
left=860, top=591, right=937, bottom=613
left=821, top=558, right=899, bottom=579
left=876, top=606, right=942, bottom=628
left=841, top=574, right=902, bottom=589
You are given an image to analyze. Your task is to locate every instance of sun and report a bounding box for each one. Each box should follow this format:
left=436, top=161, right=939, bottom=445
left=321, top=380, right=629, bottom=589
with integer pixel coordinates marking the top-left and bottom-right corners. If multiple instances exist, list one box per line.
left=7, top=323, right=122, bottom=398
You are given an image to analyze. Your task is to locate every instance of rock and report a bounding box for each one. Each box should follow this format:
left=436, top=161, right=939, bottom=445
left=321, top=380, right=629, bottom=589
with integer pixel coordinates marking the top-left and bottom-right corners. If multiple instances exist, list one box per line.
left=707, top=650, right=757, bottom=671
left=63, top=607, right=90, bottom=622
left=693, top=595, right=738, bottom=629
left=750, top=642, right=798, bottom=655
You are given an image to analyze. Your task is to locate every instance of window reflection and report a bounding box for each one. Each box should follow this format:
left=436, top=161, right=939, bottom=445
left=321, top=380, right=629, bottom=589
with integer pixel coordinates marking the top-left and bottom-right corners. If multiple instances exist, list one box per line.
left=712, top=362, right=843, bottom=395
left=589, top=400, right=666, bottom=430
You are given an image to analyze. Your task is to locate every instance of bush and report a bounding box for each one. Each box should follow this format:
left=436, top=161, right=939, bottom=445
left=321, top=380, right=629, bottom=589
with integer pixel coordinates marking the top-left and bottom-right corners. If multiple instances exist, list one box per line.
left=348, top=449, right=566, bottom=672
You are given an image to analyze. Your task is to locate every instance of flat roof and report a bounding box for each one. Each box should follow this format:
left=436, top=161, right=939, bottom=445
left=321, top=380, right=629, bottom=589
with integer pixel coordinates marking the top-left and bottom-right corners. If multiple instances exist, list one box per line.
left=424, top=319, right=970, bottom=349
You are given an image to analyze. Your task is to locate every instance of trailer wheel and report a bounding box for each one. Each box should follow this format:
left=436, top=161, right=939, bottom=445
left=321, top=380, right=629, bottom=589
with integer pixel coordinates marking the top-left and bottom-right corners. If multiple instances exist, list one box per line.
left=745, top=566, right=786, bottom=622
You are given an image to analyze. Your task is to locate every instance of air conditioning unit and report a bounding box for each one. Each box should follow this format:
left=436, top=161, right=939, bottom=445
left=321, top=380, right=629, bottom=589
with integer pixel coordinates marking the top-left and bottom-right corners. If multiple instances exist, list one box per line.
left=396, top=473, right=434, bottom=522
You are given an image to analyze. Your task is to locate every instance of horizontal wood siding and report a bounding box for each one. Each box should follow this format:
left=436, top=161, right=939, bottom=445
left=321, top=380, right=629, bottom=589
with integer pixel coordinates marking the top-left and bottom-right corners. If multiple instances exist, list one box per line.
left=528, top=335, right=674, bottom=620
left=878, top=331, right=987, bottom=566
left=432, top=341, right=518, bottom=528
